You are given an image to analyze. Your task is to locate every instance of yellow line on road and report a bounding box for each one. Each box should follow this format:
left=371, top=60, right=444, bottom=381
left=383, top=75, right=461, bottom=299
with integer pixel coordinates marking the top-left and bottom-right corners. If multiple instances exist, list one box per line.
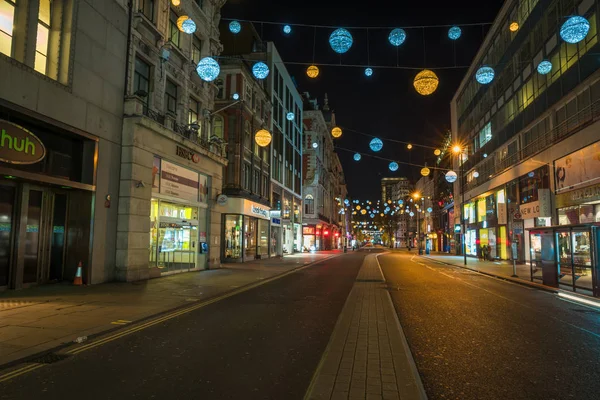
left=0, top=364, right=45, bottom=383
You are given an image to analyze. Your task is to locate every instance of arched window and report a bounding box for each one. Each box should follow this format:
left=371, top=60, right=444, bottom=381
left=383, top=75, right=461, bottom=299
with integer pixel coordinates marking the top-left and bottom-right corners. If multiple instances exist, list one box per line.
left=304, top=194, right=314, bottom=215
left=213, top=115, right=224, bottom=139
left=244, top=120, right=251, bottom=149
left=216, top=79, right=224, bottom=99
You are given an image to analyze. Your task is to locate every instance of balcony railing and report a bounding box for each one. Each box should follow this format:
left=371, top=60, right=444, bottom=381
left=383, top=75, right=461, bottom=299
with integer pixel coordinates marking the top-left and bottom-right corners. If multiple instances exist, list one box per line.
left=463, top=98, right=600, bottom=192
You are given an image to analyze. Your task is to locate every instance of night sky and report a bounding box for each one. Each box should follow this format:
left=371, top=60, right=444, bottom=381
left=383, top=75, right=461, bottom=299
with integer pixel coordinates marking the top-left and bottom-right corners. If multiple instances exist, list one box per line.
left=222, top=0, right=505, bottom=199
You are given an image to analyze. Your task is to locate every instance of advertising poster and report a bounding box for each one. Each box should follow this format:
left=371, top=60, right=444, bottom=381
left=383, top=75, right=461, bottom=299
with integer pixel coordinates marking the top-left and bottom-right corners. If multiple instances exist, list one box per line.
left=152, top=156, right=161, bottom=193
left=555, top=141, right=600, bottom=192
left=198, top=173, right=209, bottom=204
left=160, top=160, right=199, bottom=202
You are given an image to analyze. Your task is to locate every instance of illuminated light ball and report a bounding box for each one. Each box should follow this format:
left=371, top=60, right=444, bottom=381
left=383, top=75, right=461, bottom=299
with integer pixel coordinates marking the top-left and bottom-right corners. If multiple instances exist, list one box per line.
left=361, top=209, right=367, bottom=215
left=483, top=153, right=488, bottom=158
left=410, top=212, right=414, bottom=217
left=389, top=162, right=399, bottom=172
left=387, top=200, right=392, bottom=204
left=365, top=67, right=373, bottom=77
left=560, top=16, right=590, bottom=43
left=181, top=18, right=196, bottom=34
left=171, top=0, right=180, bottom=5
left=398, top=200, right=404, bottom=205
left=473, top=171, right=480, bottom=178
left=370, top=214, right=375, bottom=219
left=509, top=22, right=519, bottom=32
left=177, top=15, right=189, bottom=32
left=329, top=28, right=353, bottom=54
left=380, top=213, right=384, bottom=217
left=283, top=24, right=292, bottom=34
left=407, top=143, right=413, bottom=150
left=354, top=153, right=361, bottom=161
left=448, top=26, right=461, bottom=40
left=252, top=62, right=270, bottom=80
left=196, top=57, right=220, bottom=82
left=229, top=20, right=241, bottom=34
left=476, top=66, right=495, bottom=84
left=344, top=199, right=350, bottom=205
left=414, top=69, right=439, bottom=96
left=306, top=65, right=320, bottom=78
left=537, top=60, right=552, bottom=75
left=356, top=205, right=361, bottom=210
left=312, top=142, right=318, bottom=149
left=427, top=207, right=433, bottom=213
left=370, top=138, right=383, bottom=152
left=286, top=112, right=295, bottom=121
left=331, top=126, right=343, bottom=138
left=255, top=129, right=272, bottom=147
left=388, top=28, right=407, bottom=46
left=434, top=149, right=441, bottom=156
left=421, top=167, right=431, bottom=177
left=232, top=93, right=240, bottom=100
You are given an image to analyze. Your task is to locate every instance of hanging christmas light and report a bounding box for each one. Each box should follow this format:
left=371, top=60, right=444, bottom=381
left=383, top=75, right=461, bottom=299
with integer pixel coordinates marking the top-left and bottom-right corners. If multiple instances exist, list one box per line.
left=537, top=60, right=552, bottom=75
left=196, top=57, right=220, bottom=82
left=354, top=153, right=361, bottom=161
left=407, top=143, right=413, bottom=150
left=177, top=16, right=196, bottom=34
left=232, top=93, right=240, bottom=100
left=414, top=69, right=439, bottom=95
left=329, top=28, right=353, bottom=54
left=421, top=167, right=431, bottom=176
left=171, top=0, right=180, bottom=5
left=229, top=20, right=241, bottom=34
left=312, top=142, right=318, bottom=149
left=389, top=162, right=399, bottom=171
left=473, top=171, right=480, bottom=178
left=434, top=149, right=441, bottom=156
left=331, top=127, right=343, bottom=138
left=476, top=66, right=495, bottom=84
left=255, top=129, right=272, bottom=147
left=369, top=138, right=383, bottom=152
left=252, top=62, right=270, bottom=80
left=306, top=65, right=319, bottom=78
left=560, top=16, right=590, bottom=44
left=286, top=112, right=295, bottom=121
left=283, top=24, right=292, bottom=34
left=388, top=28, right=406, bottom=46
left=364, top=67, right=373, bottom=77
left=509, top=22, right=519, bottom=32
left=448, top=26, right=461, bottom=40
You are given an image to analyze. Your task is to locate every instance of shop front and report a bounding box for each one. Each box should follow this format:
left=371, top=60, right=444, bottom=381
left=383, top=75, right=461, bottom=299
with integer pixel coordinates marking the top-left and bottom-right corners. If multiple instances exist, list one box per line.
left=219, top=198, right=270, bottom=262
left=270, top=210, right=282, bottom=257
left=0, top=114, right=97, bottom=290
left=149, top=157, right=209, bottom=274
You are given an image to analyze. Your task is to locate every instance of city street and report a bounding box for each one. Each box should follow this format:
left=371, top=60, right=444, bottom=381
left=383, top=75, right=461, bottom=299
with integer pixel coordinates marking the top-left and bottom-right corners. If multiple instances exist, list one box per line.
left=380, top=251, right=600, bottom=400
left=0, top=252, right=365, bottom=400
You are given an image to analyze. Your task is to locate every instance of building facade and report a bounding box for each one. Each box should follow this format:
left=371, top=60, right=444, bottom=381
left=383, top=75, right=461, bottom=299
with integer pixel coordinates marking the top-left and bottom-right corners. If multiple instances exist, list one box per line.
left=380, top=177, right=411, bottom=247
left=120, top=0, right=227, bottom=280
left=213, top=53, right=272, bottom=262
left=301, top=94, right=346, bottom=250
left=452, top=0, right=600, bottom=295
left=0, top=0, right=127, bottom=289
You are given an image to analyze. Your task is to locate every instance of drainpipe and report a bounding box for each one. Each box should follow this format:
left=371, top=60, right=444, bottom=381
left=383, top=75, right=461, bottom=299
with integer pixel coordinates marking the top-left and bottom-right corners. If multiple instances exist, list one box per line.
left=123, top=1, right=133, bottom=96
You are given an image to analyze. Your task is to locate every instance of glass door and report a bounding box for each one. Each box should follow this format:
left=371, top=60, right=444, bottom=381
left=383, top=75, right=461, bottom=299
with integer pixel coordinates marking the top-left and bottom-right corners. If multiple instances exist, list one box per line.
left=556, top=231, right=574, bottom=291
left=0, top=183, right=16, bottom=288
left=572, top=229, right=593, bottom=294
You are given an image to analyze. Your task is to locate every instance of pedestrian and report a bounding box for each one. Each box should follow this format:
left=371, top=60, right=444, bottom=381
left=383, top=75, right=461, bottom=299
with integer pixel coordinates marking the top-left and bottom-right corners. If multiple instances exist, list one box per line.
left=486, top=244, right=492, bottom=261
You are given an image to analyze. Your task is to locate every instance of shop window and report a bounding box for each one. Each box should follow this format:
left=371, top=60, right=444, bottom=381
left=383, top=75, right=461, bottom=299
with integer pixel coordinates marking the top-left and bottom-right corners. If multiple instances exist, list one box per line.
left=244, top=216, right=257, bottom=258
left=188, top=97, right=200, bottom=125
left=0, top=0, right=15, bottom=57
left=140, top=0, right=155, bottom=22
left=477, top=198, right=486, bottom=223
left=165, top=79, right=177, bottom=115
left=305, top=194, right=314, bottom=215
left=258, top=219, right=269, bottom=256
left=224, top=215, right=243, bottom=259
left=192, top=36, right=202, bottom=64
left=168, top=10, right=180, bottom=48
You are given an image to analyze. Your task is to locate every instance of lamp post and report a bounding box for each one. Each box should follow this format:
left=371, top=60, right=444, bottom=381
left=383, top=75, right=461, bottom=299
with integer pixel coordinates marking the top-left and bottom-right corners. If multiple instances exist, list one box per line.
left=452, top=145, right=467, bottom=266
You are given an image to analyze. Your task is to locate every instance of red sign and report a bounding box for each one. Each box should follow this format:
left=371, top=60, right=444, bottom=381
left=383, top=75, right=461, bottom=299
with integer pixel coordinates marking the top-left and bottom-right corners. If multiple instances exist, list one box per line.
left=303, top=227, right=315, bottom=235
left=514, top=212, right=522, bottom=220
left=324, top=230, right=330, bottom=236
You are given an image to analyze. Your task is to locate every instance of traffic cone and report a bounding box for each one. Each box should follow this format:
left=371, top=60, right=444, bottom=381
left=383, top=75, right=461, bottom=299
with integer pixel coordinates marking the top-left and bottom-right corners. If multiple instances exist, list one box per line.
left=73, top=261, right=83, bottom=286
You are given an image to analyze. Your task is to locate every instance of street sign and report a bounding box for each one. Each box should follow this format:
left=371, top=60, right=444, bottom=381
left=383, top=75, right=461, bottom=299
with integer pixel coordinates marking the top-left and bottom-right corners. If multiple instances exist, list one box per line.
left=513, top=212, right=522, bottom=220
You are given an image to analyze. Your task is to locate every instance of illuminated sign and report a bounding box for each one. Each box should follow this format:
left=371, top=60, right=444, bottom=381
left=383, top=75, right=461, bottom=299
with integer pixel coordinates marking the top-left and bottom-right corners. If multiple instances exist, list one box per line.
left=0, top=120, right=46, bottom=164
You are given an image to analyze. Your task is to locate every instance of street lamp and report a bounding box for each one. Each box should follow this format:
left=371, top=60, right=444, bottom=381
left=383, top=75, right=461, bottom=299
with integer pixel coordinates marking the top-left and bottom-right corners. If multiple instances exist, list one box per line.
left=412, top=192, right=423, bottom=254
left=452, top=144, right=467, bottom=266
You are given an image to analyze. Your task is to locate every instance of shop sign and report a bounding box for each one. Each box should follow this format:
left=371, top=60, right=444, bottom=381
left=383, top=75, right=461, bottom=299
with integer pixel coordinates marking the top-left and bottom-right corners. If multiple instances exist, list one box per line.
left=176, top=145, right=200, bottom=163
left=555, top=183, right=600, bottom=208
left=303, top=226, right=315, bottom=235
left=497, top=202, right=508, bottom=225
left=271, top=217, right=281, bottom=225
left=0, top=120, right=46, bottom=164
left=199, top=232, right=207, bottom=243
left=251, top=205, right=268, bottom=218
left=160, top=160, right=199, bottom=202
left=518, top=189, right=551, bottom=219
left=216, top=194, right=228, bottom=206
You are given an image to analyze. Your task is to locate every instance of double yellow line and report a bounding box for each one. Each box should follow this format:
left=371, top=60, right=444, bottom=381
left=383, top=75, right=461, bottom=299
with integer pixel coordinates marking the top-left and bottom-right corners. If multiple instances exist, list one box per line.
left=0, top=254, right=340, bottom=383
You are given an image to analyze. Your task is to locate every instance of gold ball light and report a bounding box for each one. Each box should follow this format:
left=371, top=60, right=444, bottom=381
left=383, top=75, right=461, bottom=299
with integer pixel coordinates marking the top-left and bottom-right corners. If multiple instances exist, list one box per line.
left=356, top=205, right=361, bottom=210
left=414, top=69, right=439, bottom=96
left=176, top=15, right=189, bottom=32
left=306, top=65, right=319, bottom=78
left=361, top=209, right=367, bottom=215
left=331, top=127, right=342, bottom=138
left=421, top=167, right=431, bottom=177
left=407, top=143, right=413, bottom=150
left=434, top=149, right=441, bottom=156
left=255, top=129, right=272, bottom=147
left=171, top=0, right=181, bottom=5
left=509, top=22, right=519, bottom=32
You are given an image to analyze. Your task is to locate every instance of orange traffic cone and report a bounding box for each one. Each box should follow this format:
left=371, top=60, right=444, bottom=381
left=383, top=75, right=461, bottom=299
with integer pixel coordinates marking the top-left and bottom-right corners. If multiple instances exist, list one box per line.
left=73, top=261, right=83, bottom=286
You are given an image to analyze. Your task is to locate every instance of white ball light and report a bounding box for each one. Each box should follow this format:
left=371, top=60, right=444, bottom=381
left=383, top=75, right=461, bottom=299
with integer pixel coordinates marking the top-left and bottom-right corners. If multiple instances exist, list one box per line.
left=445, top=170, right=458, bottom=183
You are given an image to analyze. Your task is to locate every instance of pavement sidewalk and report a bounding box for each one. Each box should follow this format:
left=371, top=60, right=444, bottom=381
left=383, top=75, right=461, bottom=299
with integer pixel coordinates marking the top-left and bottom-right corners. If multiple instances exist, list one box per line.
left=0, top=251, right=340, bottom=369
left=306, top=253, right=426, bottom=400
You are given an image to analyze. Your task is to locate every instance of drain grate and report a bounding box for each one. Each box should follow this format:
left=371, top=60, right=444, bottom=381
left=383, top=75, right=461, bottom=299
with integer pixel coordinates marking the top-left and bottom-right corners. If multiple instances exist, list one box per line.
left=31, top=353, right=71, bottom=364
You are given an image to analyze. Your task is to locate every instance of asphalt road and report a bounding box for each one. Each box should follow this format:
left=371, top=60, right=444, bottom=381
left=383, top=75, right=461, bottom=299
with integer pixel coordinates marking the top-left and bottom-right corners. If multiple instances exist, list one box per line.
left=380, top=251, right=600, bottom=400
left=0, top=252, right=366, bottom=400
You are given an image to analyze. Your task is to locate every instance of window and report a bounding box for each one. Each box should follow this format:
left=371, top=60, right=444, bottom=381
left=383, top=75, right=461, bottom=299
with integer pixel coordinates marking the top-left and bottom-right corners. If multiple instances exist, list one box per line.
left=253, top=169, right=260, bottom=194
left=478, top=122, right=492, bottom=148
left=244, top=120, right=251, bottom=149
left=34, top=0, right=51, bottom=74
left=165, top=80, right=177, bottom=114
left=169, top=10, right=180, bottom=48
left=139, top=0, right=154, bottom=22
left=213, top=116, right=224, bottom=139
left=134, top=57, right=150, bottom=99
left=0, top=0, right=16, bottom=57
left=242, top=163, right=251, bottom=190
left=188, top=98, right=200, bottom=125
left=192, top=36, right=202, bottom=64
left=216, top=79, right=224, bottom=99
left=305, top=194, right=314, bottom=215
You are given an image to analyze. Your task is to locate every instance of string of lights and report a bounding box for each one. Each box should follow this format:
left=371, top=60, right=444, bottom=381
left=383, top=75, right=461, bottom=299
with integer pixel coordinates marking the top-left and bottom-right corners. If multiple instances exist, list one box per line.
left=334, top=146, right=452, bottom=172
